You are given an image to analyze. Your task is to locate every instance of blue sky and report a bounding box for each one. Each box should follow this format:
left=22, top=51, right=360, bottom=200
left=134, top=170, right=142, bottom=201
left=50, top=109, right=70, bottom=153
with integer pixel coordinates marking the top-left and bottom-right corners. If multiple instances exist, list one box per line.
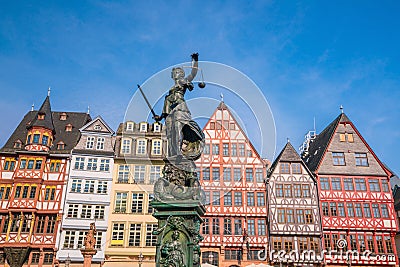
left=1, top=1, right=399, bottom=175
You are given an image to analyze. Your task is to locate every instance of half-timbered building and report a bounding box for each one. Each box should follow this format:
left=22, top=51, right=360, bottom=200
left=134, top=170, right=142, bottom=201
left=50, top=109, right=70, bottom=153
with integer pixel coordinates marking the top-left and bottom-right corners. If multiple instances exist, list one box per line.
left=56, top=116, right=114, bottom=266
left=302, top=112, right=398, bottom=266
left=0, top=94, right=91, bottom=266
left=104, top=121, right=165, bottom=267
left=267, top=141, right=322, bottom=266
left=197, top=102, right=269, bottom=267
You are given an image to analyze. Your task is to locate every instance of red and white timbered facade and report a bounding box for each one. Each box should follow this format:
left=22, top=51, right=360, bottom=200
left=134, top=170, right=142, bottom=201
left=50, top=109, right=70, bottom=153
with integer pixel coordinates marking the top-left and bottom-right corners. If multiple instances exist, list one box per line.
left=303, top=113, right=398, bottom=266
left=0, top=95, right=91, bottom=266
left=197, top=102, right=268, bottom=266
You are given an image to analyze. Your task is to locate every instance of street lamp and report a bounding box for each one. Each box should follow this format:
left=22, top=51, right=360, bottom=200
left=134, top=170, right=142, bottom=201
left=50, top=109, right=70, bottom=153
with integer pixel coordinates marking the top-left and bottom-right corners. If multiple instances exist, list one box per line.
left=138, top=252, right=144, bottom=267
left=65, top=254, right=71, bottom=267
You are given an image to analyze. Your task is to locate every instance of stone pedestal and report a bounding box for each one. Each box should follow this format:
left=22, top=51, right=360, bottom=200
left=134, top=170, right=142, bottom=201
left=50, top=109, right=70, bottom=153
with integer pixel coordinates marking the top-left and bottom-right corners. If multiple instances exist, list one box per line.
left=80, top=249, right=97, bottom=267
left=151, top=200, right=205, bottom=267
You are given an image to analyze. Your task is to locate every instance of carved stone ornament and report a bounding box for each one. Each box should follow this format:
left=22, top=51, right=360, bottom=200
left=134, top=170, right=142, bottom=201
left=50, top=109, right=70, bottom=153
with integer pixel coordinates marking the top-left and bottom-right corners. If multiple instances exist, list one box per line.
left=4, top=247, right=31, bottom=267
left=154, top=160, right=202, bottom=201
left=154, top=216, right=203, bottom=267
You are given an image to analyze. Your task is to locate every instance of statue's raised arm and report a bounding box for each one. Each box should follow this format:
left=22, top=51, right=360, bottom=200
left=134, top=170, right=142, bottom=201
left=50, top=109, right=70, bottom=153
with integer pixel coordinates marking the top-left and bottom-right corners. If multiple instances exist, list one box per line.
left=186, top=53, right=199, bottom=82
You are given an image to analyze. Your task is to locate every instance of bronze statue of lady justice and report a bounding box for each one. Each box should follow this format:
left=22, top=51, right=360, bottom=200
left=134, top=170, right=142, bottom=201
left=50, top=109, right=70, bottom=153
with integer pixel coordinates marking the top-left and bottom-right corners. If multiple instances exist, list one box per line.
left=138, top=53, right=205, bottom=200
left=153, top=53, right=205, bottom=161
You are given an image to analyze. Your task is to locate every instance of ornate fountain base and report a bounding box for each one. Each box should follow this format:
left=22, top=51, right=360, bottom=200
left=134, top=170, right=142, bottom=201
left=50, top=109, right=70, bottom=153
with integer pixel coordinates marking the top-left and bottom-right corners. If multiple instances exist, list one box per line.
left=151, top=199, right=205, bottom=267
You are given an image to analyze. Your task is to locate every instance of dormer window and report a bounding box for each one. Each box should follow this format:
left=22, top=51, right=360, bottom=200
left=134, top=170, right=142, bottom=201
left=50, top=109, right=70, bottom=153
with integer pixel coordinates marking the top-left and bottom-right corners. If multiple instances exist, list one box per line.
left=38, top=114, right=45, bottom=120
left=57, top=142, right=65, bottom=150
left=27, top=135, right=32, bottom=144
left=126, top=122, right=134, bottom=131
left=140, top=123, right=147, bottom=132
left=60, top=112, right=67, bottom=121
left=13, top=140, right=22, bottom=149
left=65, top=124, right=72, bottom=132
left=126, top=122, right=133, bottom=131
left=154, top=123, right=161, bottom=132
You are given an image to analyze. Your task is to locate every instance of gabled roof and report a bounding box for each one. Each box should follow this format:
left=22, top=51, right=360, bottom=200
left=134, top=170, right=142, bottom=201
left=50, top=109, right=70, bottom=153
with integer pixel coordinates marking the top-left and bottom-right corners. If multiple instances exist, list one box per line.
left=302, top=112, right=391, bottom=177
left=204, top=101, right=264, bottom=162
left=29, top=96, right=55, bottom=132
left=267, top=141, right=316, bottom=182
left=79, top=115, right=115, bottom=135
left=302, top=113, right=349, bottom=172
left=268, top=141, right=302, bottom=174
left=1, top=110, right=91, bottom=154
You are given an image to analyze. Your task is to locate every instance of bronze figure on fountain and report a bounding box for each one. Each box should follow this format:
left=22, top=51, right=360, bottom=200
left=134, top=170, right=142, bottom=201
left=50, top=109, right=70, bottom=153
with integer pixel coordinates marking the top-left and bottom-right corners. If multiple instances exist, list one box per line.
left=151, top=53, right=205, bottom=201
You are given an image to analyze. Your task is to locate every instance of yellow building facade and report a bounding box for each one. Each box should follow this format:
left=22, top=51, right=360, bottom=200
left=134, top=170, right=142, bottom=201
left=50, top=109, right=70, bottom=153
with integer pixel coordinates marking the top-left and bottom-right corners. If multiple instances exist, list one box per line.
left=104, top=121, right=165, bottom=267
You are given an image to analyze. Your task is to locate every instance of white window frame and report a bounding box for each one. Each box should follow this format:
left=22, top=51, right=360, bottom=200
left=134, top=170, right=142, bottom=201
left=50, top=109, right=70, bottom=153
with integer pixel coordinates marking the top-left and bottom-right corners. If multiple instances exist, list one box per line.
left=71, top=179, right=82, bottom=193
left=86, top=136, right=95, bottom=149
left=111, top=223, right=125, bottom=246
left=77, top=231, right=87, bottom=248
left=74, top=157, right=85, bottom=170
left=145, top=224, right=158, bottom=246
left=97, top=181, right=108, bottom=194
left=99, top=159, right=110, bottom=172
left=87, top=158, right=98, bottom=171
left=121, top=138, right=131, bottom=154
left=139, top=122, right=147, bottom=132
left=67, top=204, right=79, bottom=218
left=152, top=139, right=162, bottom=155
left=96, top=137, right=105, bottom=150
left=131, top=193, right=144, bottom=213
left=126, top=122, right=134, bottom=131
left=81, top=205, right=92, bottom=219
left=94, top=205, right=105, bottom=220
left=83, top=180, right=95, bottom=193
left=118, top=165, right=130, bottom=183
left=149, top=166, right=161, bottom=184
left=136, top=139, right=147, bottom=155
left=133, top=165, right=146, bottom=183
left=128, top=223, right=142, bottom=247
left=115, top=192, right=128, bottom=213
left=153, top=123, right=161, bottom=132
left=63, top=231, right=76, bottom=249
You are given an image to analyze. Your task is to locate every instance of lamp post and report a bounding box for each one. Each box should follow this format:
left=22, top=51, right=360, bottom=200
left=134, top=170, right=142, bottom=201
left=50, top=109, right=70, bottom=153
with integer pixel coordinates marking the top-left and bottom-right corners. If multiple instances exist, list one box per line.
left=138, top=252, right=144, bottom=267
left=65, top=254, right=71, bottom=267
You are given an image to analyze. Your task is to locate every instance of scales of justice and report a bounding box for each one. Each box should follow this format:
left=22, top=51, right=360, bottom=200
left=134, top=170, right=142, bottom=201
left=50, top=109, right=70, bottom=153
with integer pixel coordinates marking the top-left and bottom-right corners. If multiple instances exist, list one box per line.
left=137, top=53, right=206, bottom=267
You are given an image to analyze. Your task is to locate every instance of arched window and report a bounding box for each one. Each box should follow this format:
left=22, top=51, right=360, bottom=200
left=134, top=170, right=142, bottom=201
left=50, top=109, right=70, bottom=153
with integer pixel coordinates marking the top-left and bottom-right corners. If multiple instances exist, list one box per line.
left=202, top=251, right=218, bottom=266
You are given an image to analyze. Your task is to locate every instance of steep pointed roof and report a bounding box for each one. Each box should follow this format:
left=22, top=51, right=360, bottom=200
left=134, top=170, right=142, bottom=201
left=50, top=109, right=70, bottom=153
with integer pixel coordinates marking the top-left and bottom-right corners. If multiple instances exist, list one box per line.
left=204, top=101, right=264, bottom=161
left=217, top=101, right=228, bottom=110
left=29, top=96, right=55, bottom=132
left=302, top=113, right=350, bottom=172
left=269, top=141, right=302, bottom=174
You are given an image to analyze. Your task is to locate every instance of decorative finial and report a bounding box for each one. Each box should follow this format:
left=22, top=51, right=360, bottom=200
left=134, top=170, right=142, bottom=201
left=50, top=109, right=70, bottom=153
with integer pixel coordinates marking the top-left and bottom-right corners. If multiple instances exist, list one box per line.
left=47, top=87, right=51, bottom=97
left=340, top=105, right=344, bottom=114
left=87, top=106, right=90, bottom=114
left=31, top=103, right=34, bottom=111
left=220, top=93, right=224, bottom=102
left=287, top=138, right=290, bottom=143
